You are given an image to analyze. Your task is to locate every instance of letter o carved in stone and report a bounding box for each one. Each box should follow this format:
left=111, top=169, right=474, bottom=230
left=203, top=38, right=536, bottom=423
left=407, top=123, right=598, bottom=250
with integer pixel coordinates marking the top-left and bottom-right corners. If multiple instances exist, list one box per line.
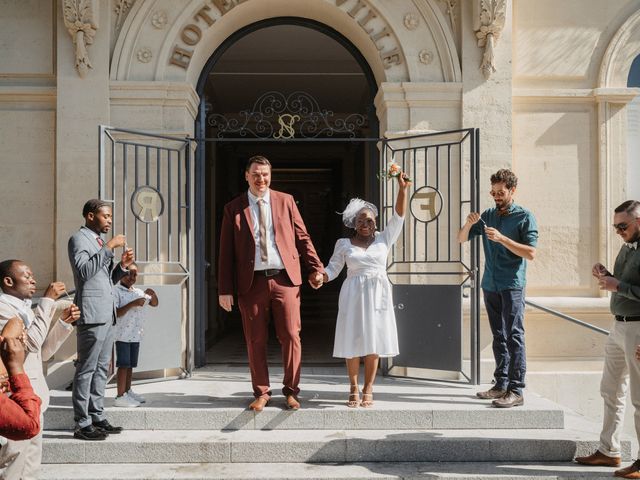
left=181, top=24, right=202, bottom=46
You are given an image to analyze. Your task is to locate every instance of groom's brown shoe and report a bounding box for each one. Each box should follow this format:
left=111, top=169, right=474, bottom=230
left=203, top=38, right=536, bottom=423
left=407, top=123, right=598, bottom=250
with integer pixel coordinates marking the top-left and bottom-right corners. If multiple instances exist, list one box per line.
left=285, top=394, right=300, bottom=410
left=575, top=450, right=621, bottom=467
left=249, top=397, right=269, bottom=412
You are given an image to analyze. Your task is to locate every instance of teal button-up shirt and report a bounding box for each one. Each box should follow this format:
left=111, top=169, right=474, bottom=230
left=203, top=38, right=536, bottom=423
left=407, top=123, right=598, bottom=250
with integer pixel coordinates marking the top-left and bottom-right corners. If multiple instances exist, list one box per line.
left=468, top=202, right=538, bottom=292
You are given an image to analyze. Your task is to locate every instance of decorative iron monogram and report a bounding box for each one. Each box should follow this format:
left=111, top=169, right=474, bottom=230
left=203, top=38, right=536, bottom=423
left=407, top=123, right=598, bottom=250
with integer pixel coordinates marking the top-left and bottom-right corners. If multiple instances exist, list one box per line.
left=205, top=91, right=367, bottom=138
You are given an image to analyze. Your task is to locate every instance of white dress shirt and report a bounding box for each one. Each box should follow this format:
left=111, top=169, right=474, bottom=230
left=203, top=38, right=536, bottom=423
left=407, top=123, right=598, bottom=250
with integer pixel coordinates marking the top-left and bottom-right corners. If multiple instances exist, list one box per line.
left=247, top=189, right=285, bottom=271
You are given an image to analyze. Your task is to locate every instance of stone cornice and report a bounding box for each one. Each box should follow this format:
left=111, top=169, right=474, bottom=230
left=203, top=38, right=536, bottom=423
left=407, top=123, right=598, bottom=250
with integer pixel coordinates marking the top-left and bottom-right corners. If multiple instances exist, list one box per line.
left=375, top=82, right=462, bottom=110
left=513, top=87, right=640, bottom=105
left=109, top=81, right=200, bottom=119
left=0, top=86, right=56, bottom=106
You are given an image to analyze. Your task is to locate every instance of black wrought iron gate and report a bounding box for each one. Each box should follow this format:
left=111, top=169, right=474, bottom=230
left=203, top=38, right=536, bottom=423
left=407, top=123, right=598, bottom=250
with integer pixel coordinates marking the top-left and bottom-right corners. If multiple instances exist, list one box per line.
left=380, top=129, right=481, bottom=383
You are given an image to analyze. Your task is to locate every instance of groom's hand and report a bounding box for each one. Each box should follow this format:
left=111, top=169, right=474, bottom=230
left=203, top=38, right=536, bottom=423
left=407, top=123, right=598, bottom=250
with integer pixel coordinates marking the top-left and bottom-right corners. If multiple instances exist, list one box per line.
left=308, top=272, right=323, bottom=290
left=219, top=294, right=234, bottom=312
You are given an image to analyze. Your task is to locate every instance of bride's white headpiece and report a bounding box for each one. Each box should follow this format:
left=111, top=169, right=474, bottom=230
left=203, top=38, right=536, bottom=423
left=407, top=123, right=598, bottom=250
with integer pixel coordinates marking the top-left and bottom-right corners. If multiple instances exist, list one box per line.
left=340, top=198, right=378, bottom=228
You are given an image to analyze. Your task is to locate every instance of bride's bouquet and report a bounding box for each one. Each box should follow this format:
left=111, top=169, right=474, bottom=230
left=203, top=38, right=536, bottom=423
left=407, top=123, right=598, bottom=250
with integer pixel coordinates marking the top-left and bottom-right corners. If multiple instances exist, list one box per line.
left=378, top=160, right=411, bottom=182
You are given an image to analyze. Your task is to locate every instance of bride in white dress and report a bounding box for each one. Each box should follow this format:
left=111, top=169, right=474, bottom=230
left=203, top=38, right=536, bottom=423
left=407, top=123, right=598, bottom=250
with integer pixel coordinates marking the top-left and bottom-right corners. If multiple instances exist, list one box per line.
left=321, top=173, right=410, bottom=407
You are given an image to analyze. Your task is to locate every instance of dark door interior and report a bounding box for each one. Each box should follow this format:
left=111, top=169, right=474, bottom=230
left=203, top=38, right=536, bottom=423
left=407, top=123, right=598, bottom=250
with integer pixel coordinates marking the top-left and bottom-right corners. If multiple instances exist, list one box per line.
left=205, top=141, right=367, bottom=364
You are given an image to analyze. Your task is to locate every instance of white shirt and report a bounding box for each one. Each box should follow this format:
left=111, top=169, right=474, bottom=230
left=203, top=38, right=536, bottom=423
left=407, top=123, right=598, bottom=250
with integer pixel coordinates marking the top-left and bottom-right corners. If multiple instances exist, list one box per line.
left=114, top=285, right=149, bottom=343
left=0, top=293, right=32, bottom=327
left=247, top=189, right=285, bottom=271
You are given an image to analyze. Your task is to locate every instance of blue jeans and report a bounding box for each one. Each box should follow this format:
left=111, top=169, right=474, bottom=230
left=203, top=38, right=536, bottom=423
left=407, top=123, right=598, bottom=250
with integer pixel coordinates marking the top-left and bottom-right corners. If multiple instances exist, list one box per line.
left=483, top=288, right=526, bottom=395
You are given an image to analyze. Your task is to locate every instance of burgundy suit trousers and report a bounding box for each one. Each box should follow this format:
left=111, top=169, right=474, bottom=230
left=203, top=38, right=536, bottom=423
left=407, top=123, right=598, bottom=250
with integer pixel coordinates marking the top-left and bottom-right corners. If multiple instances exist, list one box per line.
left=238, top=271, right=301, bottom=399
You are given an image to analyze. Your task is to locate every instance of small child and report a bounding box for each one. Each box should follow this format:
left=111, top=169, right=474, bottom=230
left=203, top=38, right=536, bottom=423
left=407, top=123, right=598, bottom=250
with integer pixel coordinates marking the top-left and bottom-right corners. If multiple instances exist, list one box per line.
left=113, top=263, right=158, bottom=407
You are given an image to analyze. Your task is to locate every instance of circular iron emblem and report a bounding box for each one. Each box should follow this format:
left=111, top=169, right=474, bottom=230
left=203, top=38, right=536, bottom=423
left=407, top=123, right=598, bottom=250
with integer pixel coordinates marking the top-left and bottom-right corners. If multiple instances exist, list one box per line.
left=131, top=186, right=164, bottom=223
left=410, top=186, right=443, bottom=223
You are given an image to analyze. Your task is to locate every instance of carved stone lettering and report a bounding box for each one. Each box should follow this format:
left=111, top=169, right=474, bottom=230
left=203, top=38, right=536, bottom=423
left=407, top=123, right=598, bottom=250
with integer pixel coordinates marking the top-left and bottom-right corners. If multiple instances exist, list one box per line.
left=347, top=0, right=367, bottom=19
left=194, top=5, right=215, bottom=26
left=181, top=24, right=202, bottom=45
left=170, top=46, right=193, bottom=69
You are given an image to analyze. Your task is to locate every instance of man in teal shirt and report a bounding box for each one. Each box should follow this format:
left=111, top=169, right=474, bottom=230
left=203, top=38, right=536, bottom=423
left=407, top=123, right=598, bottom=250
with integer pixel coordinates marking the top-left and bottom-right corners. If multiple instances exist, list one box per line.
left=458, top=169, right=538, bottom=408
left=575, top=200, right=640, bottom=479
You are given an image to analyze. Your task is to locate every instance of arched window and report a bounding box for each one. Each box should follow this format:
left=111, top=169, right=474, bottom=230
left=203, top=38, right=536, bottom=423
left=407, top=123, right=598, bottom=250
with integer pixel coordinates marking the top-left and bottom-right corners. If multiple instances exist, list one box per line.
left=628, top=53, right=640, bottom=199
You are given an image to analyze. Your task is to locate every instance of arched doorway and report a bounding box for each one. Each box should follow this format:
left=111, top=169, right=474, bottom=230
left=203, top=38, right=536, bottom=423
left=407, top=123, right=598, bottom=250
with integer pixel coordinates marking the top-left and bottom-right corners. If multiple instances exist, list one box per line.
left=193, top=18, right=379, bottom=366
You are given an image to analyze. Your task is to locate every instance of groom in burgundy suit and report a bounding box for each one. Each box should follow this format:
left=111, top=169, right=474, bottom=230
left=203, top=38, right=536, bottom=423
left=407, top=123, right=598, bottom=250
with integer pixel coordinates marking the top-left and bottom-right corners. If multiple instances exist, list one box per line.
left=218, top=155, right=324, bottom=411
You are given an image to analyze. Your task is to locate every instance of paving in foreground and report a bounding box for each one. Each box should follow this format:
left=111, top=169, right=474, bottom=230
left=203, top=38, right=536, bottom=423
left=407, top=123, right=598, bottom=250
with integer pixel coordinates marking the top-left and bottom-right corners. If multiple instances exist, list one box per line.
left=39, top=366, right=632, bottom=479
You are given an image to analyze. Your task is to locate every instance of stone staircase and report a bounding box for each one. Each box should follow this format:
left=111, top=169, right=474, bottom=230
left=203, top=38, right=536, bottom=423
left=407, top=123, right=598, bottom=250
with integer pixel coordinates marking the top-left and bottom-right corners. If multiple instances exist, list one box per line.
left=38, top=366, right=632, bottom=480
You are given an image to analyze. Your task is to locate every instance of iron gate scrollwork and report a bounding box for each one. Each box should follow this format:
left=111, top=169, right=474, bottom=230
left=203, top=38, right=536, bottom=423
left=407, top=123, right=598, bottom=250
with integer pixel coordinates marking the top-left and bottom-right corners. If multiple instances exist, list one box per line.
left=380, top=129, right=481, bottom=383
left=205, top=91, right=367, bottom=139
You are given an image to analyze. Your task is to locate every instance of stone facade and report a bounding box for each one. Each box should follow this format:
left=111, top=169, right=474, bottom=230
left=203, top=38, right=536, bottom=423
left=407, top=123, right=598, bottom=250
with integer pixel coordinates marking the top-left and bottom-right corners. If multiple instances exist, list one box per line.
left=1, top=0, right=639, bottom=377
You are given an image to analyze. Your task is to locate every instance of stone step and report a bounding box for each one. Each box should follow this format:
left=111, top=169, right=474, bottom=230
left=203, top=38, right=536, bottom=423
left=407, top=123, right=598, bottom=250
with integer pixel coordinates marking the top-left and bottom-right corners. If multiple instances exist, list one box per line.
left=41, top=427, right=629, bottom=464
left=44, top=400, right=564, bottom=431
left=37, top=461, right=629, bottom=480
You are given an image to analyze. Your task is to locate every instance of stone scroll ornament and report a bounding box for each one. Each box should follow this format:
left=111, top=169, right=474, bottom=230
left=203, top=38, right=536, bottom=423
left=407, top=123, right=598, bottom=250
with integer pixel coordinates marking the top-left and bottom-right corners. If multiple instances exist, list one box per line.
left=475, top=0, right=506, bottom=79
left=63, top=0, right=98, bottom=78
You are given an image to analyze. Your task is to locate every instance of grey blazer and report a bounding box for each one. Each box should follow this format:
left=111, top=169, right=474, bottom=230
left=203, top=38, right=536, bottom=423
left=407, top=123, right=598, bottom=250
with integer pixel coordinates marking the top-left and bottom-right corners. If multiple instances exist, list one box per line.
left=68, top=226, right=128, bottom=325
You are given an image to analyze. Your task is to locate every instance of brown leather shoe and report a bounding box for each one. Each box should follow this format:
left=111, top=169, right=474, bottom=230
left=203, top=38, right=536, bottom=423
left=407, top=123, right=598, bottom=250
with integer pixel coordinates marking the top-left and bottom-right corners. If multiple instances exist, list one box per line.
left=285, top=394, right=300, bottom=410
left=615, top=460, right=640, bottom=478
left=476, top=386, right=507, bottom=399
left=491, top=391, right=524, bottom=408
left=248, top=397, right=269, bottom=412
left=575, top=450, right=621, bottom=467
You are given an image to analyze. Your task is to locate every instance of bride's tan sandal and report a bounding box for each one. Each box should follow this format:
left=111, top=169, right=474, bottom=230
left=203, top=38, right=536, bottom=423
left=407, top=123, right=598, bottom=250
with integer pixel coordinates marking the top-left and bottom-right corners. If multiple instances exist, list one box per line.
left=361, top=392, right=374, bottom=408
left=347, top=386, right=360, bottom=408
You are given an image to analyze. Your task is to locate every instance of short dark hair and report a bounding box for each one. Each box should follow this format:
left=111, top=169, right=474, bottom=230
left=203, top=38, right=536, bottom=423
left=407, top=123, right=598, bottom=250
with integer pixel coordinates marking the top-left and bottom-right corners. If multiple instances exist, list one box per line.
left=615, top=200, right=640, bottom=217
left=0, top=259, right=21, bottom=286
left=82, top=199, right=111, bottom=218
left=490, top=169, right=518, bottom=190
left=245, top=155, right=271, bottom=172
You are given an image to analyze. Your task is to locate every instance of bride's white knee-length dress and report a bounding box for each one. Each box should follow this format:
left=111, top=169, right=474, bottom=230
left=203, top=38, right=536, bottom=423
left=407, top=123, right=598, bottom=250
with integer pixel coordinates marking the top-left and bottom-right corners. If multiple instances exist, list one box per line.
left=324, top=213, right=405, bottom=358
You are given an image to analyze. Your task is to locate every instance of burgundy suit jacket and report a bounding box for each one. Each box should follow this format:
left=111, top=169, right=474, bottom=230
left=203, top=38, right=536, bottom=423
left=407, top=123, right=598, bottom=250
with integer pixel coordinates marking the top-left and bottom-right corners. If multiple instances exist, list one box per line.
left=218, top=189, right=324, bottom=295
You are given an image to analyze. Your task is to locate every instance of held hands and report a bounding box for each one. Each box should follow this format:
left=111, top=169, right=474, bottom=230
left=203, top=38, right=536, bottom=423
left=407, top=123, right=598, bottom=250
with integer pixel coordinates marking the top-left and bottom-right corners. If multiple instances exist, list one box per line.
left=219, top=294, right=234, bottom=312
left=44, top=282, right=66, bottom=300
left=308, top=272, right=323, bottom=290
left=61, top=304, right=81, bottom=324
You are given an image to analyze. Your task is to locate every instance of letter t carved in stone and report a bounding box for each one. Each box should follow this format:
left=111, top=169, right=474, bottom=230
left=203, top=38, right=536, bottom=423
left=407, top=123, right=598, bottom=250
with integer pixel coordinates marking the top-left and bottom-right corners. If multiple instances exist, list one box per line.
left=63, top=0, right=99, bottom=78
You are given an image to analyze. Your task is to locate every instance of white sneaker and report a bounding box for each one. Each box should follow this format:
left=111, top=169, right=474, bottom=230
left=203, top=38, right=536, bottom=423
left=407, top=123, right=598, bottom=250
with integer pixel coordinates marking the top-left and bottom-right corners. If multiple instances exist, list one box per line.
left=114, top=392, right=141, bottom=407
left=127, top=389, right=146, bottom=404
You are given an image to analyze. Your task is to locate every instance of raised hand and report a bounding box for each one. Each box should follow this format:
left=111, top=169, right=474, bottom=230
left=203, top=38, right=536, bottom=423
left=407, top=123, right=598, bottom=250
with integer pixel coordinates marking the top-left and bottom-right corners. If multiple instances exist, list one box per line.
left=44, top=281, right=66, bottom=300
left=61, top=304, right=81, bottom=324
left=0, top=336, right=26, bottom=377
left=121, top=247, right=135, bottom=269
left=107, top=234, right=127, bottom=250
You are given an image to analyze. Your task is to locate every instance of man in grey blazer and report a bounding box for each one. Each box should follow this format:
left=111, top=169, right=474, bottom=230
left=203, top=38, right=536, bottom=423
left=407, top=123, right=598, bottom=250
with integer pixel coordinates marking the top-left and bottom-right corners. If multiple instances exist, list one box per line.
left=0, top=259, right=80, bottom=480
left=68, top=199, right=133, bottom=441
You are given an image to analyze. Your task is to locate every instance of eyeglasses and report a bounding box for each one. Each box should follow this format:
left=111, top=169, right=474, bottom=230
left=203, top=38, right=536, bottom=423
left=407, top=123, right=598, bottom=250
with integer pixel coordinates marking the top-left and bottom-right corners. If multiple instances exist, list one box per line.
left=489, top=190, right=510, bottom=198
left=613, top=218, right=639, bottom=231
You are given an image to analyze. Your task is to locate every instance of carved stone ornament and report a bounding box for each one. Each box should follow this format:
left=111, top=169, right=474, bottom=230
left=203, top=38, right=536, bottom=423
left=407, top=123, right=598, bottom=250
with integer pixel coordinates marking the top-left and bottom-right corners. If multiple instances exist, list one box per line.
left=114, top=0, right=134, bottom=30
left=439, top=0, right=457, bottom=35
left=136, top=47, right=152, bottom=63
left=63, top=0, right=98, bottom=78
left=151, top=10, right=168, bottom=29
left=475, top=0, right=506, bottom=79
left=403, top=13, right=419, bottom=30
left=419, top=50, right=433, bottom=65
